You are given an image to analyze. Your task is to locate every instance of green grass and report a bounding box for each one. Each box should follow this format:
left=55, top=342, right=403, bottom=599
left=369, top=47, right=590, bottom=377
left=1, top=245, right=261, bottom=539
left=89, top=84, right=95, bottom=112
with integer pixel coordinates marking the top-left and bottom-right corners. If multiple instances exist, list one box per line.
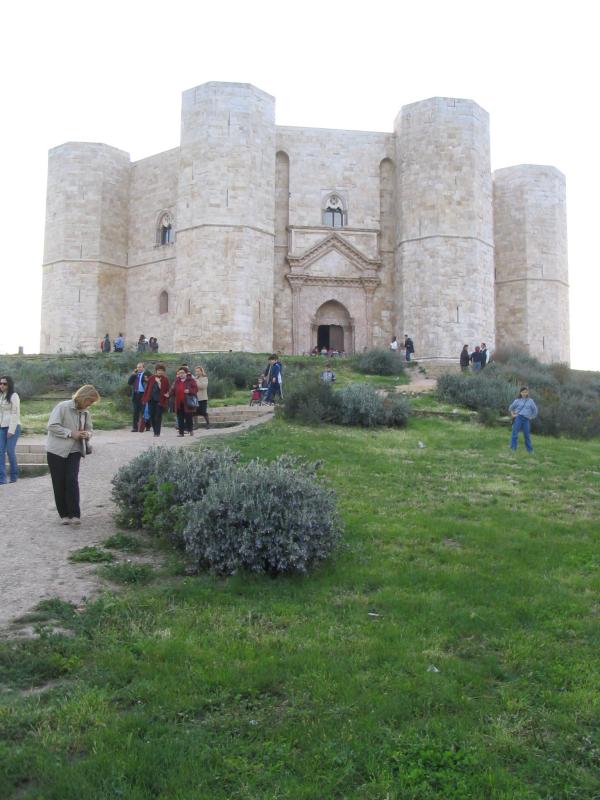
left=99, top=563, right=156, bottom=585
left=1, top=417, right=599, bottom=798
left=103, top=533, right=146, bottom=553
left=21, top=396, right=131, bottom=434
left=68, top=547, right=115, bottom=564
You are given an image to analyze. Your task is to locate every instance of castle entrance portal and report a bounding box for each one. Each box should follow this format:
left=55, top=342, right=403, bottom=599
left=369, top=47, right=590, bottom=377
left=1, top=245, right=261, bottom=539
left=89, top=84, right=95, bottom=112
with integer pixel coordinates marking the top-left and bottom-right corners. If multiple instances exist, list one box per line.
left=317, top=324, right=344, bottom=352
left=312, top=300, right=354, bottom=354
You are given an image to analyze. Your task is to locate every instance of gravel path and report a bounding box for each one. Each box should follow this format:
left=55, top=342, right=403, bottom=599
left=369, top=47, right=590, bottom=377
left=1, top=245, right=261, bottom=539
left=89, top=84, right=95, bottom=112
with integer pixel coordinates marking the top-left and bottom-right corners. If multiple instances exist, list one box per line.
left=0, top=413, right=272, bottom=631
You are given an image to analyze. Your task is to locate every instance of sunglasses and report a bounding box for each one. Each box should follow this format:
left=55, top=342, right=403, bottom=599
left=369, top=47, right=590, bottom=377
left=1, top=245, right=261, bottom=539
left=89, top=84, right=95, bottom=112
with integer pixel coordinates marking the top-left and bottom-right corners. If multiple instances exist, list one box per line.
left=0, top=381, right=8, bottom=385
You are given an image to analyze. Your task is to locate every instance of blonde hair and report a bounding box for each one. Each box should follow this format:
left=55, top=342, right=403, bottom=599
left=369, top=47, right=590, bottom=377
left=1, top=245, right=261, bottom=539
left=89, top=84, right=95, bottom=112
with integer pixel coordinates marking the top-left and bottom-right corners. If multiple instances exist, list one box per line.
left=195, top=365, right=207, bottom=377
left=72, top=384, right=101, bottom=408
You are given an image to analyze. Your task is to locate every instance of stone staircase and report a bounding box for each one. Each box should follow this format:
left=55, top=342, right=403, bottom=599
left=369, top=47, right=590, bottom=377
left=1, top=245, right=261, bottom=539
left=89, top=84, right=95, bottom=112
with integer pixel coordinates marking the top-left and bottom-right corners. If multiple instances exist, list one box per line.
left=170, top=403, right=274, bottom=430
left=9, top=443, right=49, bottom=478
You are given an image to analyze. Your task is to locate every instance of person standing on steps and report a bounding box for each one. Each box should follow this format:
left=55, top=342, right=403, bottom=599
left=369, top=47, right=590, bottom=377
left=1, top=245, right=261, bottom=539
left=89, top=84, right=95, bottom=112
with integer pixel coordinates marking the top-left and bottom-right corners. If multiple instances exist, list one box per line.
left=194, top=365, right=210, bottom=429
left=46, top=385, right=100, bottom=525
left=0, top=375, right=21, bottom=485
left=141, top=363, right=170, bottom=437
left=128, top=362, right=150, bottom=432
left=509, top=386, right=538, bottom=454
left=170, top=367, right=198, bottom=436
left=404, top=335, right=414, bottom=362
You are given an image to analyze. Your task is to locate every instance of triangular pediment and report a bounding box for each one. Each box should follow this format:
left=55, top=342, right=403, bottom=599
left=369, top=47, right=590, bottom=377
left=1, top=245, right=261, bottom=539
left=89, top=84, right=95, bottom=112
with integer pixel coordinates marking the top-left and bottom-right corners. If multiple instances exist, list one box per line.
left=288, top=233, right=381, bottom=274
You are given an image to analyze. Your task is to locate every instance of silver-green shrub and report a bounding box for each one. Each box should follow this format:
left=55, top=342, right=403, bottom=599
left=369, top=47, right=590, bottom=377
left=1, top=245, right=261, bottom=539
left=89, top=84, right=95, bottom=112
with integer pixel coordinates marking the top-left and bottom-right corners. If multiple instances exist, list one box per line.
left=182, top=456, right=341, bottom=575
left=352, top=348, right=404, bottom=376
left=383, top=394, right=411, bottom=427
left=111, top=447, right=239, bottom=531
left=335, top=383, right=388, bottom=427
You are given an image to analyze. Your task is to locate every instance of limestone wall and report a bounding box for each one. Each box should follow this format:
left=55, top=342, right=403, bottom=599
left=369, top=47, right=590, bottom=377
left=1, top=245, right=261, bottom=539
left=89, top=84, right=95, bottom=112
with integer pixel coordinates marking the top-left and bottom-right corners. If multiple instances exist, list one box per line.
left=41, top=143, right=130, bottom=352
left=494, top=165, right=569, bottom=363
left=395, top=97, right=495, bottom=358
left=174, top=83, right=276, bottom=352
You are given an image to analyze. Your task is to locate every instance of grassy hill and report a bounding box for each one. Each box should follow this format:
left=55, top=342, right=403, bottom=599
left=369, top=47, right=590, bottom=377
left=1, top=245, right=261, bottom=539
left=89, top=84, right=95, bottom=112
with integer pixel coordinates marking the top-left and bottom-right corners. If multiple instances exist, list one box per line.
left=1, top=413, right=599, bottom=798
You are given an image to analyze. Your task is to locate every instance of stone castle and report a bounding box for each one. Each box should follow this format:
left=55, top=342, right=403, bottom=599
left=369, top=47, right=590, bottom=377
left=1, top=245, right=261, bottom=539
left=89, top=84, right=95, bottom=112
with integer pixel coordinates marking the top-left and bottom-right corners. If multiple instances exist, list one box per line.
left=40, top=81, right=570, bottom=362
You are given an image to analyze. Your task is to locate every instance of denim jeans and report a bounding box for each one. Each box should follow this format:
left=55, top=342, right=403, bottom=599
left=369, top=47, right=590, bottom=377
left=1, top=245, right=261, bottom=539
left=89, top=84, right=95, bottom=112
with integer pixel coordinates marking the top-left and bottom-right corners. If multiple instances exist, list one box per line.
left=511, top=415, right=533, bottom=452
left=0, top=425, right=20, bottom=483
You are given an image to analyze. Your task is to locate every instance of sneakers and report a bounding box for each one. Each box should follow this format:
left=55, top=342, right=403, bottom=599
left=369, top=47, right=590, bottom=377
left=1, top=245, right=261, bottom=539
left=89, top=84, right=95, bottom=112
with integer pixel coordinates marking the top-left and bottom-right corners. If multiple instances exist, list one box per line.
left=60, top=518, right=71, bottom=525
left=70, top=518, right=81, bottom=525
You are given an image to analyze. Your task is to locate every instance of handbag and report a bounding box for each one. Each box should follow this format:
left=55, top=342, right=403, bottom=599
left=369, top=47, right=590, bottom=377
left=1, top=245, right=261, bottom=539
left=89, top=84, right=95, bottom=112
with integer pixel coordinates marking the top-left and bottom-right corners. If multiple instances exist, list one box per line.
left=185, top=394, right=199, bottom=411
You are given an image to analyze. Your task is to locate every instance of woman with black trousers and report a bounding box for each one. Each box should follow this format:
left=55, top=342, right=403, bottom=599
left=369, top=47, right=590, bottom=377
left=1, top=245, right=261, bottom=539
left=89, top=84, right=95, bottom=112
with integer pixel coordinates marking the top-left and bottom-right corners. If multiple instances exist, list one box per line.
left=170, top=367, right=198, bottom=436
left=46, top=385, right=100, bottom=525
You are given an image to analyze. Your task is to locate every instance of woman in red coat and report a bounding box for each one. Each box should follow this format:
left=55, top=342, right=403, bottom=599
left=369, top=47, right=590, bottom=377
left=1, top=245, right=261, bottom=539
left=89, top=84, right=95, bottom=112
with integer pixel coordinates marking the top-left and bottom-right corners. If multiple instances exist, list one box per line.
left=141, top=363, right=171, bottom=437
left=169, top=367, right=198, bottom=436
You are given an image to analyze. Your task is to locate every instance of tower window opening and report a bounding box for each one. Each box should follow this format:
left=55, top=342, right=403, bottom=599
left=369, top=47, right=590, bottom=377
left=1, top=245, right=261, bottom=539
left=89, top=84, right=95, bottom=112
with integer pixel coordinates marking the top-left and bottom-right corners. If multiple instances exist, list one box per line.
left=159, top=291, right=169, bottom=315
left=157, top=212, right=174, bottom=246
left=160, top=223, right=172, bottom=245
left=322, top=194, right=345, bottom=228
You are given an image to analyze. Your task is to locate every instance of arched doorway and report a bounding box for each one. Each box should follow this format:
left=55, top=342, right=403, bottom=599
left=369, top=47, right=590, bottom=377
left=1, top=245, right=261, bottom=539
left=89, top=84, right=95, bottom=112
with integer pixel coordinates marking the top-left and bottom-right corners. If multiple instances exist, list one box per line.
left=313, top=300, right=354, bottom=354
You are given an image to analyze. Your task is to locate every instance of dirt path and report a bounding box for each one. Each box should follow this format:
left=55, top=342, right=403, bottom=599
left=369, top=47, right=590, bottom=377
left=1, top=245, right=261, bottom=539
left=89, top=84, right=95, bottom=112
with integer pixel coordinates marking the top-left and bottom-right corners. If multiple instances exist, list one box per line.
left=0, top=412, right=272, bottom=631
left=395, top=366, right=438, bottom=394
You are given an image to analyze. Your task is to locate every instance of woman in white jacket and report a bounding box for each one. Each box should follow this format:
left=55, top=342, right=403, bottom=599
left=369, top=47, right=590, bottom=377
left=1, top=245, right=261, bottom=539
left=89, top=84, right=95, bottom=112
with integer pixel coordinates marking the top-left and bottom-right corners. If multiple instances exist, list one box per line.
left=0, top=375, right=21, bottom=484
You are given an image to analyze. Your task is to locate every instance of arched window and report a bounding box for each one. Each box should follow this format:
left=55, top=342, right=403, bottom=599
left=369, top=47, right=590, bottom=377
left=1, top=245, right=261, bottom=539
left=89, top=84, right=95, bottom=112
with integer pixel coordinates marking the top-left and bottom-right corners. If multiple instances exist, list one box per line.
left=157, top=212, right=174, bottom=246
left=159, top=291, right=169, bottom=315
left=323, top=194, right=345, bottom=228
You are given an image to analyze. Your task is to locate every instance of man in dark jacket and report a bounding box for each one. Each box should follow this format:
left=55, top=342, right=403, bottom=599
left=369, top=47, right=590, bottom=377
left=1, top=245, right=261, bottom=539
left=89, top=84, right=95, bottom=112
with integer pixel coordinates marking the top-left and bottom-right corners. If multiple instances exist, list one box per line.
left=404, top=335, right=415, bottom=362
left=460, top=345, right=470, bottom=372
left=127, top=362, right=151, bottom=431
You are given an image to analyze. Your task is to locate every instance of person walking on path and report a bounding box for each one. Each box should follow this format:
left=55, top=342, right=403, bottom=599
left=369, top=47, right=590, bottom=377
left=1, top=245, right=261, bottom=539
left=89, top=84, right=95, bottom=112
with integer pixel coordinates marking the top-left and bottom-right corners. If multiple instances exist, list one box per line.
left=265, top=354, right=282, bottom=404
left=194, top=366, right=210, bottom=429
left=46, top=384, right=100, bottom=524
left=404, top=335, right=414, bottom=362
left=102, top=334, right=111, bottom=353
left=128, top=363, right=150, bottom=432
left=390, top=336, right=398, bottom=353
left=460, top=345, right=470, bottom=372
left=141, top=363, right=170, bottom=437
left=509, top=386, right=538, bottom=453
left=170, top=367, right=198, bottom=436
left=0, top=375, right=21, bottom=484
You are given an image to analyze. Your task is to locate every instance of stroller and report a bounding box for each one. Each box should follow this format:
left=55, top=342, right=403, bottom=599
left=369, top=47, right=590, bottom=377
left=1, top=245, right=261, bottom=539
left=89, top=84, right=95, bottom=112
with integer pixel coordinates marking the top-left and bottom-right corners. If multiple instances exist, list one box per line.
left=249, top=378, right=268, bottom=406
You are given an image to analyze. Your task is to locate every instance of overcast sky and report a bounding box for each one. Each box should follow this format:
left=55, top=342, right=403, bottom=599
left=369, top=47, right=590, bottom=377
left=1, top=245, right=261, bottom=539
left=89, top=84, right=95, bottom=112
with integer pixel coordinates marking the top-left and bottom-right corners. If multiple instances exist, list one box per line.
left=2, top=0, right=597, bottom=369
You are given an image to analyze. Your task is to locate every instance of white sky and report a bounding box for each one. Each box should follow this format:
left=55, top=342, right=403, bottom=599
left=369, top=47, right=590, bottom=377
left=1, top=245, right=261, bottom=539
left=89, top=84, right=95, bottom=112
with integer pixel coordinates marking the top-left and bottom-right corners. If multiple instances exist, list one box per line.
left=1, top=0, right=597, bottom=369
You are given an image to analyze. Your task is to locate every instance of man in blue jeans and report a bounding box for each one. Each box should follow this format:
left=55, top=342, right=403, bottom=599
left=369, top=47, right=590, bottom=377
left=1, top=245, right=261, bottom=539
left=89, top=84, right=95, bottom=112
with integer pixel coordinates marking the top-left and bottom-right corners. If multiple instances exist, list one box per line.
left=509, top=386, right=538, bottom=453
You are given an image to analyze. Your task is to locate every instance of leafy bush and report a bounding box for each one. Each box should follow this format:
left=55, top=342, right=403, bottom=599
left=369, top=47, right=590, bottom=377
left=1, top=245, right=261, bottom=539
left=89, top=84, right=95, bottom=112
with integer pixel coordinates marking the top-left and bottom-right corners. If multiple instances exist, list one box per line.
left=352, top=348, right=404, bottom=376
left=111, top=446, right=240, bottom=535
left=281, top=373, right=338, bottom=424
left=437, top=373, right=515, bottom=413
left=207, top=376, right=236, bottom=400
left=282, top=375, right=411, bottom=428
left=438, top=351, right=600, bottom=439
left=383, top=394, right=411, bottom=427
left=201, top=352, right=265, bottom=389
left=183, top=456, right=341, bottom=575
left=335, top=383, right=388, bottom=427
